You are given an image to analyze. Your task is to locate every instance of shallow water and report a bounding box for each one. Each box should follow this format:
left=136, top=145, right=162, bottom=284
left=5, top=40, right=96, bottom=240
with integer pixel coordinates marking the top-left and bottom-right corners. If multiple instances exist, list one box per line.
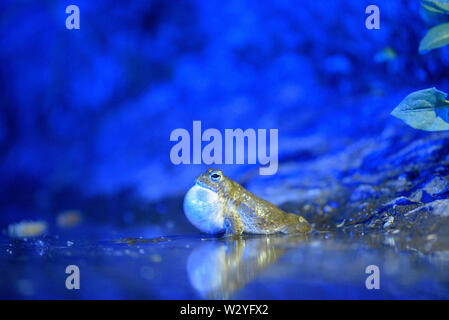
left=1, top=226, right=448, bottom=299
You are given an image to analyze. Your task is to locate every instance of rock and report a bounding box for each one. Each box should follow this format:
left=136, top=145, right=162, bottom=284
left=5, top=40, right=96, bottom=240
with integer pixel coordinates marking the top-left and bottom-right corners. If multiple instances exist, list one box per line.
left=423, top=176, right=448, bottom=196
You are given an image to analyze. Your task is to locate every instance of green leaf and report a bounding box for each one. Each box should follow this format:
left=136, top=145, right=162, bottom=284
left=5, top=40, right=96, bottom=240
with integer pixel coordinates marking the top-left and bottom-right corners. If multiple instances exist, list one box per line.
left=421, top=0, right=449, bottom=14
left=422, top=3, right=447, bottom=14
left=419, top=22, right=449, bottom=52
left=391, top=88, right=449, bottom=131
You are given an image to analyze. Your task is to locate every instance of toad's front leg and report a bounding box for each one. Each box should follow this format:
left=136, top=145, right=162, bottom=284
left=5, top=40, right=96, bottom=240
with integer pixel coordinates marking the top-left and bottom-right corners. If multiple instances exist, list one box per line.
left=224, top=211, right=244, bottom=235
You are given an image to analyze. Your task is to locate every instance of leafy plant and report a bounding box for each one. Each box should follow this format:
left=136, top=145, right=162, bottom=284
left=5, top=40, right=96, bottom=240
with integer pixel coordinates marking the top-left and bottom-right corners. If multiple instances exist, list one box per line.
left=421, top=0, right=449, bottom=14
left=391, top=88, right=449, bottom=131
left=392, top=2, right=449, bottom=131
left=419, top=0, right=449, bottom=52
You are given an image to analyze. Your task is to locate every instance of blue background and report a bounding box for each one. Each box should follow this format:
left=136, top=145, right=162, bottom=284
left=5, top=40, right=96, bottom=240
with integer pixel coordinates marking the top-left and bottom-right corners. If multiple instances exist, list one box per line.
left=2, top=0, right=447, bottom=225
left=1, top=0, right=449, bottom=299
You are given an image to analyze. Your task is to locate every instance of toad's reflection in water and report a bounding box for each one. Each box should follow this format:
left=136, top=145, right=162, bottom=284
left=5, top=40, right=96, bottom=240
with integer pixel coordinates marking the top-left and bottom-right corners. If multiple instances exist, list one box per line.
left=186, top=234, right=308, bottom=299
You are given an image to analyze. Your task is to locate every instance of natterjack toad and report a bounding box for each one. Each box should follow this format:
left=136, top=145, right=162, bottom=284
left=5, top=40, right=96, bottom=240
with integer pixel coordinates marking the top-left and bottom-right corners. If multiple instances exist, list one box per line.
left=184, top=168, right=311, bottom=235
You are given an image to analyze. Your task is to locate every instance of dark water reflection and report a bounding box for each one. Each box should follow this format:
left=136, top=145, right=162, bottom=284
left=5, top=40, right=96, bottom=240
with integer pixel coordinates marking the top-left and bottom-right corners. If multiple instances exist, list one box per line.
left=185, top=232, right=449, bottom=299
left=187, top=234, right=308, bottom=299
left=0, top=228, right=448, bottom=299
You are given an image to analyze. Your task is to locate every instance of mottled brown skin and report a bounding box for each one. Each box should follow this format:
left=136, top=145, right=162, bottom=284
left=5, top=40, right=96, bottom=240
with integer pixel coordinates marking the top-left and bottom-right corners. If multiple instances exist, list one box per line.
left=196, top=168, right=312, bottom=235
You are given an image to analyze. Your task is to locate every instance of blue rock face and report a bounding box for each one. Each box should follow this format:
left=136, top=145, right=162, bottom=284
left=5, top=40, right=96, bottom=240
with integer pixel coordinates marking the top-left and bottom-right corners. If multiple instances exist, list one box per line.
left=1, top=0, right=449, bottom=299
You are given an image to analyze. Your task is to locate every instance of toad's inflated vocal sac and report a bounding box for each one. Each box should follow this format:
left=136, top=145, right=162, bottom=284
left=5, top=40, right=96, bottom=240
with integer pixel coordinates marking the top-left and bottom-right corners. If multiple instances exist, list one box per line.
left=183, top=168, right=311, bottom=235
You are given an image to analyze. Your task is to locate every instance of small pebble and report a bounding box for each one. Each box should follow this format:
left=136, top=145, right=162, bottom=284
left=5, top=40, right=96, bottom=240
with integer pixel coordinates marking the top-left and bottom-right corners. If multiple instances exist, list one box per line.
left=8, top=221, right=47, bottom=239
left=57, top=210, right=82, bottom=228
left=383, top=216, right=394, bottom=228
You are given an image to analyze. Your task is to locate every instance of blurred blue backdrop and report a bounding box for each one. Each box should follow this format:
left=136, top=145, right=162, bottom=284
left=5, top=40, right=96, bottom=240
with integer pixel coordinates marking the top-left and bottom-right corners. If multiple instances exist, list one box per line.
left=2, top=0, right=449, bottom=300
left=3, top=0, right=447, bottom=227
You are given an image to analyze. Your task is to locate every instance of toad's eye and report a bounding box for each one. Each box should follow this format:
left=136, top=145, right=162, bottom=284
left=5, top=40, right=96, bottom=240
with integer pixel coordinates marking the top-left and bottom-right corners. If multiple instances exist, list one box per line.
left=209, top=172, right=221, bottom=182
